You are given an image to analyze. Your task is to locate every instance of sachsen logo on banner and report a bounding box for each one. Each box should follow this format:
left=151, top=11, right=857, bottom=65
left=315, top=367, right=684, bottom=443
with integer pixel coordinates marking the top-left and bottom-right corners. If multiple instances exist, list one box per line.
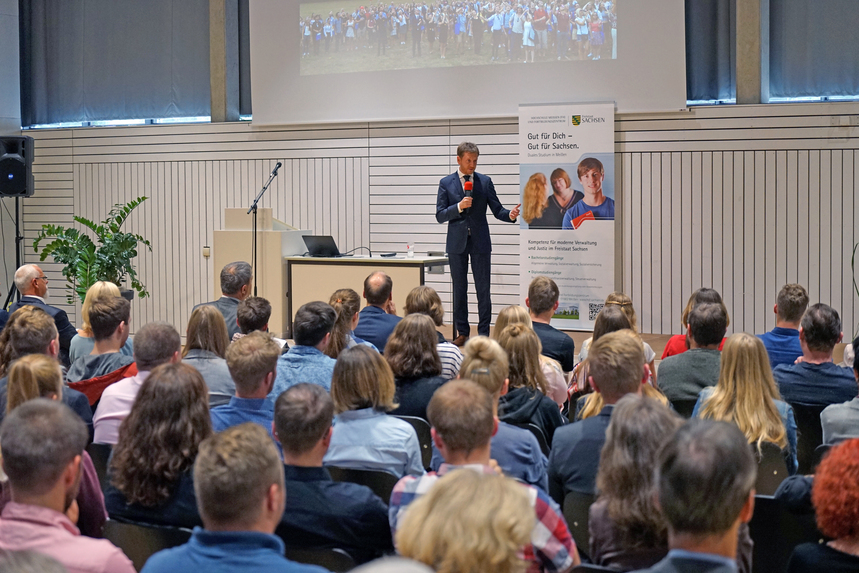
left=571, top=115, right=581, bottom=126
left=571, top=114, right=606, bottom=126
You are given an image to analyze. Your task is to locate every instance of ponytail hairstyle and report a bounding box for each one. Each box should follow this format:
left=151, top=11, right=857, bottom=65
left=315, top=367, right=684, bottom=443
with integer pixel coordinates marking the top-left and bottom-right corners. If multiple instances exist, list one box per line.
left=6, top=354, right=64, bottom=415
left=496, top=324, right=548, bottom=394
left=325, top=288, right=361, bottom=359
left=604, top=292, right=639, bottom=333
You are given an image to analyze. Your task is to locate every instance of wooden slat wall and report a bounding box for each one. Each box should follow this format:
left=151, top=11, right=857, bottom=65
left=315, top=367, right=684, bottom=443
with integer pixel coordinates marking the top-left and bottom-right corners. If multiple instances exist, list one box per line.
left=22, top=102, right=859, bottom=338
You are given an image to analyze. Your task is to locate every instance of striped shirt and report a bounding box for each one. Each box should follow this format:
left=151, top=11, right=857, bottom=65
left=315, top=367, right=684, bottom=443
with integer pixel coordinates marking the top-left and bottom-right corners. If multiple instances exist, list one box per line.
left=437, top=342, right=463, bottom=380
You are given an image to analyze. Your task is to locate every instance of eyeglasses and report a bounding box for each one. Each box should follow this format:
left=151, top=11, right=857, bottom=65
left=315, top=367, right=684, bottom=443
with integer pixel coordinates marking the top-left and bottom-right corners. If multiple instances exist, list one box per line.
left=36, top=276, right=48, bottom=282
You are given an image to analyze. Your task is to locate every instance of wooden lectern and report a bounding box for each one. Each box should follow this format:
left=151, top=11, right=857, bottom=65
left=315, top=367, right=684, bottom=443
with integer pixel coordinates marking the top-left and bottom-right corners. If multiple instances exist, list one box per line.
left=213, top=209, right=309, bottom=337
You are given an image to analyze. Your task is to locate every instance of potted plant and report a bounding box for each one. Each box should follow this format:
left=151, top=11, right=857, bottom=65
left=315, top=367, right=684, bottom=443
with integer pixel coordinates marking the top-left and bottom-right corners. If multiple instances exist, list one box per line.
left=33, top=197, right=152, bottom=305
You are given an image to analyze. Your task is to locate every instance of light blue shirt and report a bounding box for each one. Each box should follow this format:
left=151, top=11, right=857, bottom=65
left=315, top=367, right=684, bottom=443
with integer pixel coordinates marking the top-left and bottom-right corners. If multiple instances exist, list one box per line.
left=323, top=408, right=425, bottom=478
left=269, top=345, right=335, bottom=402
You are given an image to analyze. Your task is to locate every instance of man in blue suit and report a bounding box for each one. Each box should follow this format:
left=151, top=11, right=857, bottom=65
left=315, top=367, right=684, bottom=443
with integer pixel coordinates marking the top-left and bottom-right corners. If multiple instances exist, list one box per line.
left=7, top=264, right=78, bottom=367
left=353, top=271, right=401, bottom=353
left=436, top=142, right=520, bottom=344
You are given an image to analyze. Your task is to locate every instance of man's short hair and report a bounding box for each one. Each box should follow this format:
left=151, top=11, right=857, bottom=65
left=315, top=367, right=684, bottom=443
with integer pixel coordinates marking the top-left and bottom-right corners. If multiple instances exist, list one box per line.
left=194, top=423, right=284, bottom=528
left=576, top=157, right=604, bottom=179
left=88, top=296, right=131, bottom=341
left=0, top=306, right=57, bottom=360
left=220, top=261, right=252, bottom=296
left=404, top=286, right=445, bottom=327
left=588, top=330, right=644, bottom=401
left=292, top=301, right=337, bottom=347
left=226, top=332, right=280, bottom=394
left=801, top=303, right=842, bottom=352
left=427, top=379, right=494, bottom=455
left=688, top=302, right=728, bottom=347
left=237, top=297, right=272, bottom=334
left=0, top=400, right=88, bottom=496
left=456, top=141, right=480, bottom=157
left=527, top=276, right=560, bottom=315
left=364, top=271, right=393, bottom=306
left=656, top=420, right=756, bottom=536
left=13, top=264, right=39, bottom=294
left=274, top=383, right=334, bottom=456
left=133, top=322, right=181, bottom=371
left=776, top=284, right=809, bottom=323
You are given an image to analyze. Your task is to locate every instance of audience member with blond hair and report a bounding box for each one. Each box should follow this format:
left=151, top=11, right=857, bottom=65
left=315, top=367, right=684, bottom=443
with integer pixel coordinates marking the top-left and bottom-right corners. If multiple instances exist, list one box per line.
left=386, top=314, right=446, bottom=421
left=495, top=305, right=568, bottom=406
left=496, top=324, right=567, bottom=445
left=389, top=379, right=579, bottom=572
left=428, top=336, right=548, bottom=490
left=549, top=330, right=647, bottom=501
left=404, top=285, right=462, bottom=379
left=693, top=332, right=798, bottom=473
left=397, top=470, right=535, bottom=573
left=661, top=288, right=729, bottom=359
left=326, top=288, right=378, bottom=359
left=69, top=281, right=134, bottom=364
left=324, top=346, right=424, bottom=478
left=182, top=305, right=235, bottom=406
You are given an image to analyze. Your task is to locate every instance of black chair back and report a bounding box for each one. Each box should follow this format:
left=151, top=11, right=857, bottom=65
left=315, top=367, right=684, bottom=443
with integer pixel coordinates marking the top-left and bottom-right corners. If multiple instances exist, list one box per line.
left=103, top=519, right=192, bottom=571
left=669, top=399, right=698, bottom=419
left=326, top=466, right=400, bottom=504
left=285, top=547, right=356, bottom=572
left=791, top=403, right=826, bottom=474
left=562, top=491, right=596, bottom=561
left=510, top=422, right=551, bottom=456
left=754, top=441, right=789, bottom=496
left=572, top=565, right=617, bottom=572
left=748, top=495, right=824, bottom=573
left=86, top=442, right=112, bottom=493
left=392, top=415, right=433, bottom=470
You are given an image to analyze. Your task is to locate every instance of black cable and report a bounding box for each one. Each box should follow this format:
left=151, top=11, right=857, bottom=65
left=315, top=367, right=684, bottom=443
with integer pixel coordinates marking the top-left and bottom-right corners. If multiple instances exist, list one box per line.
left=341, top=246, right=372, bottom=257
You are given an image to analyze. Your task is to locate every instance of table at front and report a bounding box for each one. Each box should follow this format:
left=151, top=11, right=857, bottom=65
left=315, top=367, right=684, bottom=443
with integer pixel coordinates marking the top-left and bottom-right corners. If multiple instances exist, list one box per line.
left=284, top=256, right=449, bottom=338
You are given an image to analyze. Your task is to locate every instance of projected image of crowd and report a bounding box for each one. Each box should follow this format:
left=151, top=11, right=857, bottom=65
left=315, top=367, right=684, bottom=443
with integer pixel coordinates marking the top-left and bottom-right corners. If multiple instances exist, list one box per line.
left=299, top=0, right=617, bottom=75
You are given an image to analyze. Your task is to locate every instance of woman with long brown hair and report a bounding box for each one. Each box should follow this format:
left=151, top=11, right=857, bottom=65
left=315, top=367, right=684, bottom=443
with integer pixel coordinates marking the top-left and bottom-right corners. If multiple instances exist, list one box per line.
left=182, top=305, right=234, bottom=406
left=404, top=285, right=462, bottom=380
left=326, top=288, right=377, bottom=358
left=105, top=362, right=212, bottom=528
left=385, top=314, right=446, bottom=421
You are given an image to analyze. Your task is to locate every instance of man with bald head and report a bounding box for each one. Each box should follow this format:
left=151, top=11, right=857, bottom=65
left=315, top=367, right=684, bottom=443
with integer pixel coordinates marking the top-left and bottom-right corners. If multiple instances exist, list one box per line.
left=353, top=271, right=401, bottom=353
left=7, top=264, right=78, bottom=367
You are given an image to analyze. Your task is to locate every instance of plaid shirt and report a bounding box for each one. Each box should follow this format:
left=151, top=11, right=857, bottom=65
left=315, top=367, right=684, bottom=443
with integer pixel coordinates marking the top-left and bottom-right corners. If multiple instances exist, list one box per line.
left=389, top=463, right=576, bottom=573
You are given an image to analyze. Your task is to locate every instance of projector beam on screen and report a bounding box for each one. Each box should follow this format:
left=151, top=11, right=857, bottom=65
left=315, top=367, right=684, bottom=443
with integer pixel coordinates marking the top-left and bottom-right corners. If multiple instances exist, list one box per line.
left=250, top=0, right=686, bottom=125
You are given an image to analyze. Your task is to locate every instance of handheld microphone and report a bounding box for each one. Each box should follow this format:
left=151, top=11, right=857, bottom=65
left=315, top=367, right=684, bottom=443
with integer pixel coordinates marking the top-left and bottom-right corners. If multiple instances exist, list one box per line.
left=271, top=162, right=283, bottom=177
left=463, top=180, right=473, bottom=215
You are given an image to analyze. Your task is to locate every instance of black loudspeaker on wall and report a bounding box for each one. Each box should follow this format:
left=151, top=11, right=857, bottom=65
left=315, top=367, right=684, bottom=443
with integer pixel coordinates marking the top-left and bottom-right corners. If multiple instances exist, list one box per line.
left=0, top=136, right=35, bottom=197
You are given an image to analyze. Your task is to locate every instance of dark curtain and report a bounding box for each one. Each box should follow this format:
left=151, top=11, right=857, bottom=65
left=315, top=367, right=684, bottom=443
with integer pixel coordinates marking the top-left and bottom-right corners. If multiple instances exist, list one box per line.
left=238, top=0, right=251, bottom=116
left=685, top=0, right=736, bottom=102
left=770, top=0, right=859, bottom=98
left=20, top=0, right=210, bottom=126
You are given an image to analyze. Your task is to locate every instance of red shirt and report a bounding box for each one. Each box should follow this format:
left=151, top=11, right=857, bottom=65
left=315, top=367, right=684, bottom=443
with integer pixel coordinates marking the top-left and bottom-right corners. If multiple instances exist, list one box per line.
left=532, top=8, right=548, bottom=30
left=661, top=334, right=727, bottom=359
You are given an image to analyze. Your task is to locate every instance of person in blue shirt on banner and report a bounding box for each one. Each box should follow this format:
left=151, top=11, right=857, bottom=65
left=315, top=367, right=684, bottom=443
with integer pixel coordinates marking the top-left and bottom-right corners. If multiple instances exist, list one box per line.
left=562, top=157, right=615, bottom=229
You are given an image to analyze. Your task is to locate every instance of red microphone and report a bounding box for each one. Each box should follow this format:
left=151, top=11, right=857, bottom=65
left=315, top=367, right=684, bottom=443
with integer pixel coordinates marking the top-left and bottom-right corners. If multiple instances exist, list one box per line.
left=463, top=180, right=473, bottom=215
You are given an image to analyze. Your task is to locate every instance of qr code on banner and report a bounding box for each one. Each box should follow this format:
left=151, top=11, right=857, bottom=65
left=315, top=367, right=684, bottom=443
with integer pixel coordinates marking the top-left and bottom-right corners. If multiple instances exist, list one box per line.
left=589, top=303, right=604, bottom=321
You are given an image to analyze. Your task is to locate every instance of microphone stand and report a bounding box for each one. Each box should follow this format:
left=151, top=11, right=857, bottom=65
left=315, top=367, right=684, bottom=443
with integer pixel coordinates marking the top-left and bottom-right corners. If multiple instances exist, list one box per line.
left=247, top=162, right=282, bottom=297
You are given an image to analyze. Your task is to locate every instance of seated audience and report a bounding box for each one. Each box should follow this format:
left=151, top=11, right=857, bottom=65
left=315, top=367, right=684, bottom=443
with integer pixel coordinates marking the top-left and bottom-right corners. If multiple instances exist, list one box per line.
left=773, top=303, right=856, bottom=407
left=69, top=281, right=134, bottom=364
left=693, top=332, right=798, bottom=473
left=632, top=420, right=756, bottom=573
left=386, top=314, right=446, bottom=420
left=496, top=324, right=567, bottom=446
left=182, top=305, right=235, bottom=406
left=757, top=283, right=809, bottom=369
left=140, top=424, right=328, bottom=573
left=93, top=322, right=181, bottom=444
left=8, top=264, right=78, bottom=367
left=324, top=345, right=424, bottom=478
left=0, top=400, right=134, bottom=572
left=430, top=336, right=549, bottom=491
left=787, top=438, right=859, bottom=572
left=549, top=330, right=647, bottom=501
left=589, top=395, right=683, bottom=571
left=353, top=271, right=402, bottom=353
left=270, top=301, right=337, bottom=399
left=194, top=261, right=252, bottom=341
left=661, top=288, right=729, bottom=359
left=3, top=354, right=107, bottom=538
left=657, top=302, right=728, bottom=403
left=212, top=332, right=278, bottom=441
left=389, top=379, right=579, bottom=572
left=66, top=296, right=134, bottom=383
left=326, top=288, right=378, bottom=359
left=495, top=304, right=568, bottom=406
left=274, top=383, right=393, bottom=562
left=821, top=333, right=859, bottom=444
left=404, top=286, right=462, bottom=379
left=0, top=307, right=91, bottom=434
left=526, top=276, right=576, bottom=373
left=397, top=470, right=535, bottom=573
left=104, top=363, right=211, bottom=529
left=234, top=296, right=288, bottom=349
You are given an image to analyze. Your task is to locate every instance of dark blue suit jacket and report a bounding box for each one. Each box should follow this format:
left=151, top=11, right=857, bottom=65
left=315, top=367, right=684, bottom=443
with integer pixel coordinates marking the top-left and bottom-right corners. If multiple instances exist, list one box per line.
left=435, top=171, right=512, bottom=254
left=353, top=305, right=401, bottom=354
left=8, top=296, right=77, bottom=367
